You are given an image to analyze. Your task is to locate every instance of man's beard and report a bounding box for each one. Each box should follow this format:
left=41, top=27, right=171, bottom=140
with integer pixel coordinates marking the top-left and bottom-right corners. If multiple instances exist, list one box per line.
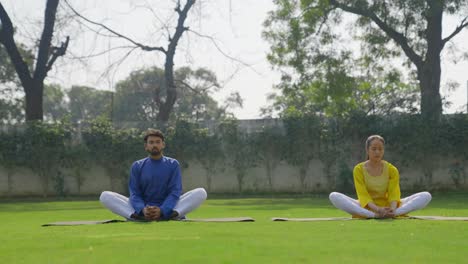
left=148, top=148, right=161, bottom=156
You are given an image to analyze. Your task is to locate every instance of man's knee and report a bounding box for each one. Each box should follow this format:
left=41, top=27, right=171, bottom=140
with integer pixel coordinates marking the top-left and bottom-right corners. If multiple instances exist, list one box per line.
left=99, top=191, right=113, bottom=204
left=194, top=188, right=207, bottom=201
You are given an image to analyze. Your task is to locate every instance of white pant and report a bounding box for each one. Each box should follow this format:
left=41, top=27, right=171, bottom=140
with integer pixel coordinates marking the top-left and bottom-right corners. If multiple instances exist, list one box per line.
left=100, top=188, right=207, bottom=220
left=329, top=191, right=432, bottom=218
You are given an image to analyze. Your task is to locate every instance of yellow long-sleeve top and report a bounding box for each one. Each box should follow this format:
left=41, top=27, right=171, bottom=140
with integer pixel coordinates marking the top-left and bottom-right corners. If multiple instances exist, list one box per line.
left=353, top=161, right=401, bottom=208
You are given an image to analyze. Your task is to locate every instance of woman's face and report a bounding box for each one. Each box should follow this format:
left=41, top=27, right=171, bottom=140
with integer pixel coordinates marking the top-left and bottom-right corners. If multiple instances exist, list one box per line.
left=367, top=139, right=384, bottom=162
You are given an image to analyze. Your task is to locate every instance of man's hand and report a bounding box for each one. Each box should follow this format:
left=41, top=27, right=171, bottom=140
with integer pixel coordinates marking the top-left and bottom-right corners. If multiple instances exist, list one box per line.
left=143, top=206, right=161, bottom=221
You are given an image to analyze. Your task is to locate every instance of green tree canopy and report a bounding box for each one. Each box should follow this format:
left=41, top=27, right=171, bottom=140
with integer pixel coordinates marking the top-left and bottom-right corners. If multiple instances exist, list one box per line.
left=113, top=66, right=229, bottom=124
left=68, top=85, right=112, bottom=123
left=264, top=0, right=468, bottom=120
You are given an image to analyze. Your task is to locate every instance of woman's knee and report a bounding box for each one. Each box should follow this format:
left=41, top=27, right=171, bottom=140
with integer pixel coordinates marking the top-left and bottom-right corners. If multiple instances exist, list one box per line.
left=329, top=192, right=341, bottom=202
left=420, top=191, right=432, bottom=202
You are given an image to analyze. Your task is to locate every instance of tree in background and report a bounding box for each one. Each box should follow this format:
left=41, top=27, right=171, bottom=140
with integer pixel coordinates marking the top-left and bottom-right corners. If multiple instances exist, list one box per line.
left=65, top=0, right=196, bottom=122
left=0, top=44, right=35, bottom=123
left=68, top=86, right=112, bottom=123
left=262, top=52, right=419, bottom=118
left=43, top=84, right=68, bottom=121
left=192, top=128, right=225, bottom=192
left=264, top=0, right=468, bottom=120
left=253, top=126, right=285, bottom=191
left=0, top=0, right=69, bottom=121
left=218, top=120, right=258, bottom=193
left=113, top=66, right=231, bottom=124
left=282, top=115, right=322, bottom=192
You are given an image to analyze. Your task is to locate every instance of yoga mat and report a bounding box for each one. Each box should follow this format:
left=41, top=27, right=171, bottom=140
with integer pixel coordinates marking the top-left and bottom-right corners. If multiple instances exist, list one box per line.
left=410, top=216, right=468, bottom=221
left=42, top=219, right=125, bottom=226
left=272, top=217, right=354, bottom=221
left=272, top=216, right=468, bottom=221
left=43, top=217, right=255, bottom=226
left=181, top=217, right=255, bottom=222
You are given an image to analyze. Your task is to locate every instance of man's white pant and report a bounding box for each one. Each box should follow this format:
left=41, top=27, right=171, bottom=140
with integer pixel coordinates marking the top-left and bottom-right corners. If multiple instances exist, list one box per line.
left=329, top=191, right=432, bottom=218
left=100, top=188, right=207, bottom=220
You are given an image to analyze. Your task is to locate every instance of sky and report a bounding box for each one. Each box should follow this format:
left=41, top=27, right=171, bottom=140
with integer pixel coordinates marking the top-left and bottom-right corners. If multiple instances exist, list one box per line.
left=2, top=0, right=468, bottom=118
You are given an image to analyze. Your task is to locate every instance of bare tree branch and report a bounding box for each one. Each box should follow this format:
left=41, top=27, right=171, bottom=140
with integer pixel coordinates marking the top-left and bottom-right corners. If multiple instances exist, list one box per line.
left=187, top=29, right=261, bottom=76
left=442, top=16, right=468, bottom=47
left=175, top=79, right=213, bottom=94
left=34, top=0, right=61, bottom=81
left=45, top=36, right=70, bottom=74
left=329, top=0, right=423, bottom=69
left=68, top=45, right=136, bottom=60
left=63, top=0, right=166, bottom=53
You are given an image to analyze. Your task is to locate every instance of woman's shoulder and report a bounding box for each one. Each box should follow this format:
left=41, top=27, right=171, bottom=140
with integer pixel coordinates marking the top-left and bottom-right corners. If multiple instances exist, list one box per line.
left=353, top=162, right=366, bottom=171
left=383, top=160, right=399, bottom=172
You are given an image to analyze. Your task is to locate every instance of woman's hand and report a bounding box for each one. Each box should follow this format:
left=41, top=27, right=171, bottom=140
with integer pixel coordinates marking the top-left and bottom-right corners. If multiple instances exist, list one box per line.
left=375, top=207, right=395, bottom=218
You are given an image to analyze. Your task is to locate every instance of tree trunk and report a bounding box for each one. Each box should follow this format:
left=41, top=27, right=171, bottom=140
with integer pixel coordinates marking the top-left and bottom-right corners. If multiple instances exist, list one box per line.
left=156, top=59, right=177, bottom=122
left=25, top=82, right=45, bottom=121
left=155, top=0, right=195, bottom=122
left=418, top=63, right=442, bottom=121
left=418, top=1, right=443, bottom=121
left=0, top=0, right=65, bottom=121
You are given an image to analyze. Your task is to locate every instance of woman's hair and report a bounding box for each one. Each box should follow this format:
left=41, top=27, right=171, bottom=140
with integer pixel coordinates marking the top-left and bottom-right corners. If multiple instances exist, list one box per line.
left=365, top=135, right=385, bottom=159
left=365, top=135, right=385, bottom=149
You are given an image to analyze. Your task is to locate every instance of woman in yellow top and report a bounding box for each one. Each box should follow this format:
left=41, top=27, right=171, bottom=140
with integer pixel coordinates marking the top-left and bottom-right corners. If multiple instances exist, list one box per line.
left=329, top=135, right=432, bottom=218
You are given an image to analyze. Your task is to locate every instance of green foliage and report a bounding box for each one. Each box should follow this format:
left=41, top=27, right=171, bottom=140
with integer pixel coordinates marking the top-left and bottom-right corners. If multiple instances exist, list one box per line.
left=0, top=44, right=32, bottom=124
left=43, top=84, right=68, bottom=121
left=68, top=86, right=113, bottom=123
left=192, top=127, right=225, bottom=192
left=62, top=143, right=91, bottom=194
left=264, top=0, right=468, bottom=120
left=113, top=66, right=225, bottom=124
left=283, top=115, right=322, bottom=191
left=0, top=129, right=22, bottom=196
left=252, top=126, right=285, bottom=191
left=1, top=113, right=468, bottom=196
left=218, top=119, right=259, bottom=193
left=81, top=117, right=143, bottom=193
left=448, top=161, right=466, bottom=189
left=165, top=120, right=199, bottom=169
left=19, top=121, right=72, bottom=197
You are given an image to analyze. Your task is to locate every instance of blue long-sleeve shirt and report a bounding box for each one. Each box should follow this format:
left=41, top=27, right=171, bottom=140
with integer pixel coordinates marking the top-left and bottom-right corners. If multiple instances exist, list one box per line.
left=129, top=156, right=182, bottom=219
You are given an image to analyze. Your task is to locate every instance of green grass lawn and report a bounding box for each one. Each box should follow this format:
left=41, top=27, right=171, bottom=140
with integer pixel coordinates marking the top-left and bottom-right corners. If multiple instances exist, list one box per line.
left=1, top=192, right=468, bottom=263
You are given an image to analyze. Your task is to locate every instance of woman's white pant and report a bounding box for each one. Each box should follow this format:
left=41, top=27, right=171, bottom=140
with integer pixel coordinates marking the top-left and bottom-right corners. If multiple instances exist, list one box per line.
left=329, top=191, right=432, bottom=218
left=100, top=188, right=208, bottom=220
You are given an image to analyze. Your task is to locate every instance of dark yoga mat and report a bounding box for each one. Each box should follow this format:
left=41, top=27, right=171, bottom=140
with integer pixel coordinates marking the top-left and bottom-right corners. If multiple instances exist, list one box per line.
left=272, top=216, right=468, bottom=221
left=181, top=217, right=255, bottom=222
left=43, top=217, right=255, bottom=226
left=42, top=219, right=126, bottom=226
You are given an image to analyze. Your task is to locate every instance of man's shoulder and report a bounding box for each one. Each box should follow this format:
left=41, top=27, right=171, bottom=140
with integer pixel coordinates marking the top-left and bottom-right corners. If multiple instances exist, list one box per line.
left=162, top=156, right=180, bottom=166
left=133, top=157, right=150, bottom=166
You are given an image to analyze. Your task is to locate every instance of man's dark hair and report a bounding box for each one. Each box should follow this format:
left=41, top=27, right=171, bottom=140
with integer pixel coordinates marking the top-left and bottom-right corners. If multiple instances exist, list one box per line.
left=144, top=129, right=165, bottom=142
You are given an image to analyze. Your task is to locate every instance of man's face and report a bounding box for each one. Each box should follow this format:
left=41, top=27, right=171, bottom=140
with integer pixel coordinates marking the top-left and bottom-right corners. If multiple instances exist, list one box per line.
left=145, top=135, right=165, bottom=156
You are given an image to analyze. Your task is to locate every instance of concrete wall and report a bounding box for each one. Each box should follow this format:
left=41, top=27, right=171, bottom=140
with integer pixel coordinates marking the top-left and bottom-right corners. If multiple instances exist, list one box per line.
left=1, top=157, right=466, bottom=197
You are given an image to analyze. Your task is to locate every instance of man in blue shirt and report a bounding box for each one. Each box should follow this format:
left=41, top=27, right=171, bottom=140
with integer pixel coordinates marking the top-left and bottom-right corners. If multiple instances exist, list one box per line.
left=100, top=129, right=207, bottom=221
